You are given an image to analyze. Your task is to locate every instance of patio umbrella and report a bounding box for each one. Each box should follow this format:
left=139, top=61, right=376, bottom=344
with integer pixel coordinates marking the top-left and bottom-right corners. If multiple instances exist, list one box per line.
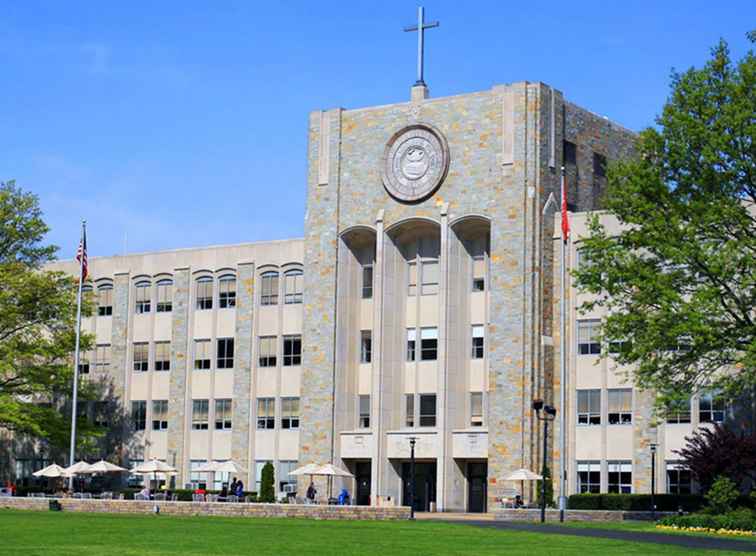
left=85, top=460, right=128, bottom=473
left=64, top=461, right=92, bottom=475
left=313, top=464, right=353, bottom=498
left=503, top=468, right=542, bottom=506
left=130, top=458, right=177, bottom=487
left=194, top=461, right=246, bottom=490
left=289, top=463, right=321, bottom=476
left=33, top=464, right=69, bottom=478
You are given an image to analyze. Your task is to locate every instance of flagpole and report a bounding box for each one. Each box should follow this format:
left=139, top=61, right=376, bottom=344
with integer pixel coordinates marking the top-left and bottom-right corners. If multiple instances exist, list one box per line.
left=68, top=220, right=86, bottom=489
left=558, top=167, right=568, bottom=522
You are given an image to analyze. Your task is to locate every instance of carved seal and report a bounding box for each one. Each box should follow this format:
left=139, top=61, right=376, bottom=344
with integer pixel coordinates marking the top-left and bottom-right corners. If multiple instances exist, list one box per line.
left=382, top=124, right=449, bottom=202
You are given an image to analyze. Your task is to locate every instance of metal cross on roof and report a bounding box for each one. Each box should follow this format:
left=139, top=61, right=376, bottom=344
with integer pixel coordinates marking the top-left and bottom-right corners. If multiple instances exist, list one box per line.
left=403, top=7, right=439, bottom=87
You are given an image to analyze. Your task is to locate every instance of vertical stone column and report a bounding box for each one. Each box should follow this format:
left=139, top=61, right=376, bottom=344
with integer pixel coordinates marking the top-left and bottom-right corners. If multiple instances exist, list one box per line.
left=110, top=272, right=130, bottom=405
left=633, top=389, right=658, bottom=493
left=370, top=213, right=384, bottom=503
left=168, top=267, right=190, bottom=484
left=299, top=108, right=342, bottom=495
left=232, top=262, right=255, bottom=481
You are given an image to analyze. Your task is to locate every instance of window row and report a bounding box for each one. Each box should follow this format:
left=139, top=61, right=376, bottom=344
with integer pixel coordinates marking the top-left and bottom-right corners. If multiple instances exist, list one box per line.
left=132, top=342, right=173, bottom=372
left=256, top=397, right=300, bottom=430
left=260, top=270, right=303, bottom=306
left=194, top=338, right=235, bottom=370
left=78, top=344, right=112, bottom=374
left=131, top=399, right=171, bottom=431
left=191, top=399, right=234, bottom=430
left=577, top=389, right=632, bottom=425
left=258, top=335, right=301, bottom=367
left=576, top=461, right=692, bottom=495
left=665, top=394, right=726, bottom=424
left=135, top=279, right=175, bottom=314
left=577, top=319, right=692, bottom=356
left=81, top=284, right=113, bottom=316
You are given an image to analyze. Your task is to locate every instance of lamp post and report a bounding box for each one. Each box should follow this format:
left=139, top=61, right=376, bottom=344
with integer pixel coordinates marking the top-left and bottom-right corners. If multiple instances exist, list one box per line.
left=409, top=437, right=417, bottom=521
left=650, top=443, right=658, bottom=521
left=533, top=399, right=557, bottom=523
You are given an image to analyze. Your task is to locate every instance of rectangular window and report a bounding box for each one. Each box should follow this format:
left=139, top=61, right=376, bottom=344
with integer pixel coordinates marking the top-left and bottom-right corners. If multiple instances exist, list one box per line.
left=196, top=278, right=213, bottom=310
left=258, top=336, right=277, bottom=367
left=577, top=389, right=601, bottom=425
left=472, top=255, right=485, bottom=292
left=284, top=270, right=303, bottom=304
left=257, top=398, right=275, bottom=429
left=278, top=460, right=298, bottom=492
left=608, top=389, right=632, bottom=425
left=408, top=261, right=417, bottom=296
left=189, top=460, right=208, bottom=490
left=133, top=342, right=149, bottom=372
left=593, top=152, right=607, bottom=178
left=405, top=394, right=415, bottom=427
left=78, top=350, right=92, bottom=374
left=666, top=398, right=692, bottom=424
left=219, top=277, right=237, bottom=308
left=471, top=325, right=484, bottom=359
left=194, top=339, right=211, bottom=370
left=577, top=319, right=601, bottom=355
left=360, top=331, right=372, bottom=364
left=155, top=341, right=171, bottom=371
left=261, top=272, right=279, bottom=305
left=419, top=394, right=437, bottom=427
left=281, top=397, right=300, bottom=429
left=470, top=392, right=483, bottom=427
left=563, top=140, right=577, bottom=165
left=97, top=286, right=113, bottom=316
left=95, top=344, right=111, bottom=370
left=406, top=329, right=416, bottom=362
left=217, top=338, right=234, bottom=369
left=362, top=265, right=373, bottom=299
left=608, top=461, right=632, bottom=493
left=699, top=393, right=726, bottom=423
left=283, top=335, right=302, bottom=366
left=135, top=283, right=151, bottom=314
left=420, top=327, right=438, bottom=361
left=421, top=260, right=439, bottom=295
left=666, top=462, right=692, bottom=494
left=131, top=400, right=146, bottom=431
left=151, top=400, right=168, bottom=431
left=156, top=280, right=172, bottom=312
left=358, top=395, right=370, bottom=428
left=192, top=399, right=209, bottom=430
left=215, top=399, right=232, bottom=430
left=577, top=461, right=601, bottom=493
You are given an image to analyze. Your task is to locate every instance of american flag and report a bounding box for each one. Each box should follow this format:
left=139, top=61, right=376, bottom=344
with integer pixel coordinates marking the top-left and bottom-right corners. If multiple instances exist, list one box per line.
left=76, top=224, right=88, bottom=281
left=561, top=168, right=570, bottom=242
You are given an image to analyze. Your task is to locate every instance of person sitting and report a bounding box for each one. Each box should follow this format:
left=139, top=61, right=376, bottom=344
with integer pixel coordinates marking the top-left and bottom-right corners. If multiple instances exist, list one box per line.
left=337, top=488, right=350, bottom=505
left=230, top=478, right=238, bottom=495
left=234, top=479, right=244, bottom=498
left=220, top=484, right=229, bottom=499
left=138, top=486, right=151, bottom=500
left=514, top=494, right=523, bottom=508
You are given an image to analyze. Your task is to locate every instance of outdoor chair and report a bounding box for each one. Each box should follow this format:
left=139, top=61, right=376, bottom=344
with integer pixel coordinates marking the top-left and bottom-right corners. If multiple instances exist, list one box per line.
left=206, top=494, right=218, bottom=502
left=117, top=493, right=125, bottom=500
left=72, top=492, right=83, bottom=499
left=226, top=495, right=238, bottom=503
left=99, top=491, right=113, bottom=499
left=82, top=493, right=93, bottom=499
left=154, top=493, right=167, bottom=501
left=134, top=493, right=148, bottom=501
left=244, top=495, right=255, bottom=503
left=171, top=494, right=178, bottom=501
left=192, top=493, right=205, bottom=502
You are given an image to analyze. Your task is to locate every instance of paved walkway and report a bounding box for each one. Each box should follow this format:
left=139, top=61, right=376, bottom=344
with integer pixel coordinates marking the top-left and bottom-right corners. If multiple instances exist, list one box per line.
left=453, top=520, right=756, bottom=552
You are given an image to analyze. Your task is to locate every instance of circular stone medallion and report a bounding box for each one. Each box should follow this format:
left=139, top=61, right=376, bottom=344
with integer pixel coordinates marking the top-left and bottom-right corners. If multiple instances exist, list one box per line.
left=382, top=124, right=449, bottom=202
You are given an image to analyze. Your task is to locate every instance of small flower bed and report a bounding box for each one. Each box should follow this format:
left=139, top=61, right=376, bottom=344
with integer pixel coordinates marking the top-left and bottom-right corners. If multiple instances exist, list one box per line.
left=657, top=524, right=755, bottom=537
left=658, top=509, right=756, bottom=537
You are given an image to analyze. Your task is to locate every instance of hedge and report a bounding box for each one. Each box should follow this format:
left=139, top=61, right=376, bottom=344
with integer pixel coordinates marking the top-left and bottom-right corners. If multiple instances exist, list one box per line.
left=568, top=493, right=704, bottom=512
left=660, top=510, right=756, bottom=532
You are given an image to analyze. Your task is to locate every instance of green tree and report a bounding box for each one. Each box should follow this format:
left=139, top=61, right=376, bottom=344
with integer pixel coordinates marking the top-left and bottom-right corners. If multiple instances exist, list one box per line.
left=0, top=180, right=97, bottom=452
left=705, top=475, right=740, bottom=514
left=259, top=461, right=275, bottom=503
left=573, top=37, right=756, bottom=403
left=536, top=463, right=554, bottom=508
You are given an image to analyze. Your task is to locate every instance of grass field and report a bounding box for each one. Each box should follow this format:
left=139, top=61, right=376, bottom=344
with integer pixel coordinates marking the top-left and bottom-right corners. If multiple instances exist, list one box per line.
left=0, top=510, right=750, bottom=555
left=563, top=519, right=756, bottom=542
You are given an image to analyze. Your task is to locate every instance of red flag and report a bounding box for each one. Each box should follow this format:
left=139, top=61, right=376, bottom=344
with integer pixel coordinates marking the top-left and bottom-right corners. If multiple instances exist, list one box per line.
left=560, top=168, right=570, bottom=242
left=76, top=224, right=88, bottom=281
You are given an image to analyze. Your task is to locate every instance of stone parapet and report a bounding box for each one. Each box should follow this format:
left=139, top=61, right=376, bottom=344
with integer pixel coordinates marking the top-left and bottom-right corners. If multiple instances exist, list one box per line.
left=0, top=497, right=410, bottom=520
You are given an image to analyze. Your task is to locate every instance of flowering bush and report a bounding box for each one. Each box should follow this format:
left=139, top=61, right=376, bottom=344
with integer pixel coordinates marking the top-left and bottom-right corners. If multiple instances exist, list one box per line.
left=659, top=509, right=756, bottom=534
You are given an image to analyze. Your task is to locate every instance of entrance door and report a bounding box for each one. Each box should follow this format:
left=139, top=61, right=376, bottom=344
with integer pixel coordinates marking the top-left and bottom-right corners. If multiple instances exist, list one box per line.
left=467, top=462, right=487, bottom=513
left=355, top=462, right=371, bottom=506
left=401, top=462, right=437, bottom=512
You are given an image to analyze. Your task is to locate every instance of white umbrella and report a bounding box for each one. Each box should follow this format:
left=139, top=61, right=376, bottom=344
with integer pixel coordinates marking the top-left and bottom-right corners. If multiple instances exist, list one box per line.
left=64, top=461, right=92, bottom=475
left=33, top=464, right=69, bottom=478
left=289, top=463, right=321, bottom=476
left=213, top=461, right=247, bottom=474
left=314, top=464, right=353, bottom=478
left=503, top=468, right=542, bottom=481
left=85, top=460, right=128, bottom=473
left=130, top=458, right=177, bottom=486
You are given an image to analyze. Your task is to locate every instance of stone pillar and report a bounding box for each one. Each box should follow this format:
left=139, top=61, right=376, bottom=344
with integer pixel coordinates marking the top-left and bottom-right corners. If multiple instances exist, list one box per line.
left=168, top=267, right=190, bottom=484
left=232, top=262, right=255, bottom=484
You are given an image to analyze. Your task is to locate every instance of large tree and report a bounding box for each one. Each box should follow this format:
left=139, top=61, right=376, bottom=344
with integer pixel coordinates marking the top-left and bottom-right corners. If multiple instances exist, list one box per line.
left=0, top=180, right=97, bottom=452
left=574, top=37, right=755, bottom=403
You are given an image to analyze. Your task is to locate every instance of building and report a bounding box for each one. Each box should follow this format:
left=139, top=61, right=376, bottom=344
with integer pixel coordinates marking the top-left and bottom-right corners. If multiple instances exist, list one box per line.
left=15, top=79, right=711, bottom=512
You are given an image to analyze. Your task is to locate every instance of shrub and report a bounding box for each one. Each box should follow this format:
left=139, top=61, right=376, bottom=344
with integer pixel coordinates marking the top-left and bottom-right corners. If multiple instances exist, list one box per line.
left=660, top=509, right=756, bottom=532
left=568, top=493, right=704, bottom=512
left=258, top=462, right=275, bottom=503
left=705, top=476, right=740, bottom=514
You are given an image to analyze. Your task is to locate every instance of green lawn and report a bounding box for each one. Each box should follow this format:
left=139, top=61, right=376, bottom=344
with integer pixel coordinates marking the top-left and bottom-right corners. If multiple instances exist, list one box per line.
left=563, top=519, right=756, bottom=542
left=0, top=509, right=747, bottom=555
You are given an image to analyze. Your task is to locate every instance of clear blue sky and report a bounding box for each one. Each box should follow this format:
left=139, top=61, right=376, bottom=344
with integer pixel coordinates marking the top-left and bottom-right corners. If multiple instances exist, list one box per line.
left=2, top=1, right=753, bottom=258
